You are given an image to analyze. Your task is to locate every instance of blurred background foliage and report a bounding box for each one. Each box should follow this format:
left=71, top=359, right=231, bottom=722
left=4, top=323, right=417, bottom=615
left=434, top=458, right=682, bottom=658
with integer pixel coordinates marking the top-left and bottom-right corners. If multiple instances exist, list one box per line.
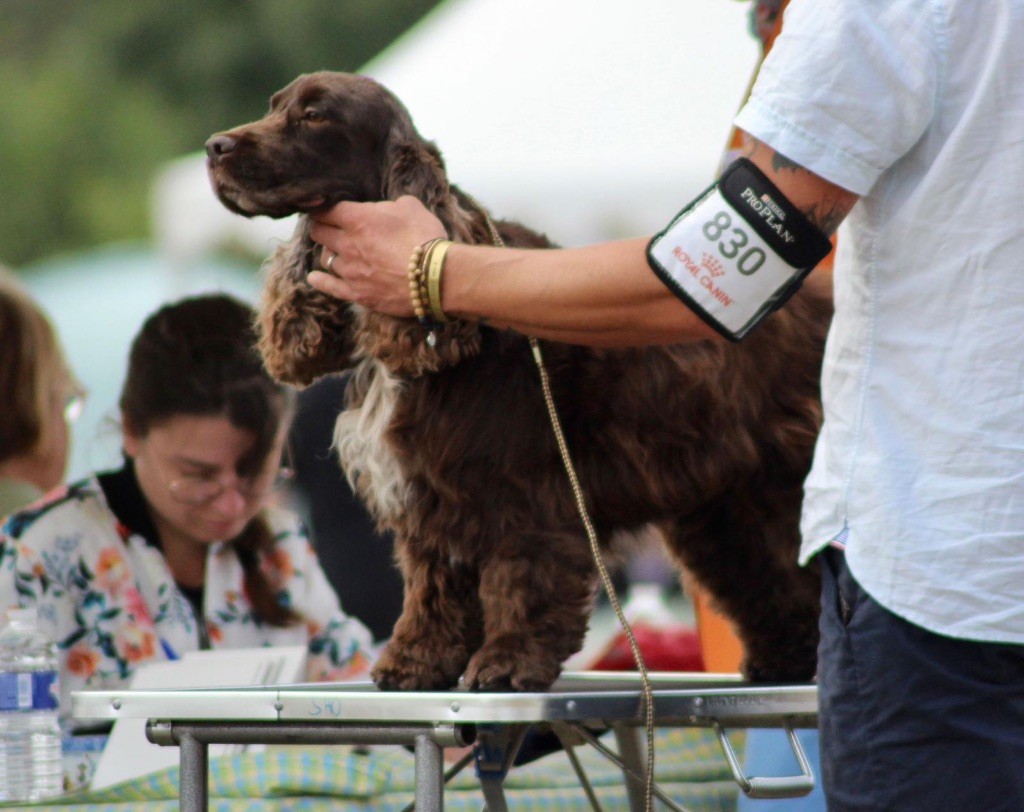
left=0, top=0, right=439, bottom=268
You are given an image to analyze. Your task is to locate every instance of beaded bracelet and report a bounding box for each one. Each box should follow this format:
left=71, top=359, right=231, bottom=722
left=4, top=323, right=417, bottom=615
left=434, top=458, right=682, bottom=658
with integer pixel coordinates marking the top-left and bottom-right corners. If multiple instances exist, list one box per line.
left=407, top=240, right=433, bottom=323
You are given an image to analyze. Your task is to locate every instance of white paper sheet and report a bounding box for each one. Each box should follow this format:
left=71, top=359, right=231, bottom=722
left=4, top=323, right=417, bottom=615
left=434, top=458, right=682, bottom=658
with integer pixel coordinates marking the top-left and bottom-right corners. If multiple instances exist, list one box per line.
left=88, top=645, right=306, bottom=789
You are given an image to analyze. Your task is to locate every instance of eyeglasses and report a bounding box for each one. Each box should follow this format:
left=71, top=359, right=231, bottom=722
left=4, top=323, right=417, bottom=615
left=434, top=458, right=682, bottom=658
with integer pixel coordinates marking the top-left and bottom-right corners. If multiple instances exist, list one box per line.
left=167, top=467, right=294, bottom=505
left=165, top=445, right=295, bottom=506
left=63, top=386, right=88, bottom=425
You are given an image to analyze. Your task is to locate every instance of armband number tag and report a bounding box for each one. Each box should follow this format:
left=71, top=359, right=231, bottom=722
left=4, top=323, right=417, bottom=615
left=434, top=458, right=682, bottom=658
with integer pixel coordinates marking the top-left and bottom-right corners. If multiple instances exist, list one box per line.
left=647, top=158, right=832, bottom=340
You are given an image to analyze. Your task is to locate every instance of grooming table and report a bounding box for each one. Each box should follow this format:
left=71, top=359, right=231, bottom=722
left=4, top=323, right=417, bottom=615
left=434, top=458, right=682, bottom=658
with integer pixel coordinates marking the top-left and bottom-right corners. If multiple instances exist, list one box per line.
left=72, top=672, right=817, bottom=812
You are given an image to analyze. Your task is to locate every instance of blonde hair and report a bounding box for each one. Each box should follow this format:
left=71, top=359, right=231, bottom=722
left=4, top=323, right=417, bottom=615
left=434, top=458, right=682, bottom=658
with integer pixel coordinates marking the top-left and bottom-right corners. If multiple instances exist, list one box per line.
left=0, top=269, right=69, bottom=463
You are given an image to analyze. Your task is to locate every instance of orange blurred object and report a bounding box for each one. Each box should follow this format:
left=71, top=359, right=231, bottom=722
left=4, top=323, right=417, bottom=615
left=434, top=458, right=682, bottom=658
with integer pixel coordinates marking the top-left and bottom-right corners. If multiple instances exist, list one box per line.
left=692, top=586, right=745, bottom=673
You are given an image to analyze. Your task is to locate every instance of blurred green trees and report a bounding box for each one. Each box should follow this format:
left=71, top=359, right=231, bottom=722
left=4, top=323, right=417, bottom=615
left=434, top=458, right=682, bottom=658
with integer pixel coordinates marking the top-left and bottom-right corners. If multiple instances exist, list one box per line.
left=0, top=0, right=438, bottom=267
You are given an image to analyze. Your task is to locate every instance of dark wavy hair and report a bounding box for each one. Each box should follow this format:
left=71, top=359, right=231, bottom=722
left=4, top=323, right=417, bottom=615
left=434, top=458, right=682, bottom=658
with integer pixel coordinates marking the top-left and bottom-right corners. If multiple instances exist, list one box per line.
left=120, top=293, right=298, bottom=626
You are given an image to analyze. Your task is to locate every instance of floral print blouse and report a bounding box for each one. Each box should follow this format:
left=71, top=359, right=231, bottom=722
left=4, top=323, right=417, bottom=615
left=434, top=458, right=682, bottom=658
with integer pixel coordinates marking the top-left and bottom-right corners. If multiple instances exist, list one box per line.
left=0, top=467, right=377, bottom=717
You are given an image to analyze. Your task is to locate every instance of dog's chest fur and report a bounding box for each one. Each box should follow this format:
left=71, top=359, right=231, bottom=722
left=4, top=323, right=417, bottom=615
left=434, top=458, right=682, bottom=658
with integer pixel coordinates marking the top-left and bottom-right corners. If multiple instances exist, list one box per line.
left=332, top=358, right=410, bottom=523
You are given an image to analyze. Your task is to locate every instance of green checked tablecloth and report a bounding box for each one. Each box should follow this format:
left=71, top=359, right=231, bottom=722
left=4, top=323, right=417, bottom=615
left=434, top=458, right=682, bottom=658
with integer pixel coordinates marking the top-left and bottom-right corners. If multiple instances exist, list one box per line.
left=3, top=728, right=744, bottom=812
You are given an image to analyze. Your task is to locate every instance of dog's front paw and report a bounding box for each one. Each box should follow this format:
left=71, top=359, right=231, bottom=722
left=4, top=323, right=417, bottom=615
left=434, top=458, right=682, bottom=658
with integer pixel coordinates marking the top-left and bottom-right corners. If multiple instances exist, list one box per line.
left=463, top=643, right=562, bottom=692
left=371, top=639, right=467, bottom=691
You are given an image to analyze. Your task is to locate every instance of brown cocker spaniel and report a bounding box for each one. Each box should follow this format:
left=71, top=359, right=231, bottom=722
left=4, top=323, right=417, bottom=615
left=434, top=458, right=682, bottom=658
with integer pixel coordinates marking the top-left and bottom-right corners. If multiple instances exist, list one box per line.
left=206, top=71, right=828, bottom=690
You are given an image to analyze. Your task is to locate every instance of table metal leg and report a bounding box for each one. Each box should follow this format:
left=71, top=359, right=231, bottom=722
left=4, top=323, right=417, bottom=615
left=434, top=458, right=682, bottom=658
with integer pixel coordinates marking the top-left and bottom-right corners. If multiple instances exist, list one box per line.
left=177, top=731, right=208, bottom=812
left=415, top=732, right=444, bottom=811
left=553, top=727, right=606, bottom=812
left=612, top=724, right=647, bottom=812
left=577, top=726, right=690, bottom=812
left=473, top=724, right=529, bottom=812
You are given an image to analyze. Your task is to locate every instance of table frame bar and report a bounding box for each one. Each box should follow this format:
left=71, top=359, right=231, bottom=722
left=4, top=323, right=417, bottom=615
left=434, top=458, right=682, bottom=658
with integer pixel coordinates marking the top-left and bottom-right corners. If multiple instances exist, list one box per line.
left=72, top=675, right=818, bottom=811
left=147, top=721, right=468, bottom=812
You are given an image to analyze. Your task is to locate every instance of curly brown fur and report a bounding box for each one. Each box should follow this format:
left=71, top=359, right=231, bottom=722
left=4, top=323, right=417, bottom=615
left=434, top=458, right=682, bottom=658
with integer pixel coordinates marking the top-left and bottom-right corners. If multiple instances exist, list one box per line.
left=207, top=71, right=828, bottom=690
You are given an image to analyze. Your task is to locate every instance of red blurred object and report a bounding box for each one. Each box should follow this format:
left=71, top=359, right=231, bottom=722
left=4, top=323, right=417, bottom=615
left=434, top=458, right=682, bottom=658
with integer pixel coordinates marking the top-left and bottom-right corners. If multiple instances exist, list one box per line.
left=589, top=622, right=705, bottom=672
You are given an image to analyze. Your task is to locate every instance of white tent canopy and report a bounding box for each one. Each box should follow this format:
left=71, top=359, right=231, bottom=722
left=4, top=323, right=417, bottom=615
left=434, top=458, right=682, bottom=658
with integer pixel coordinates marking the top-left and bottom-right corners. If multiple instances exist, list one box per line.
left=153, top=0, right=759, bottom=258
left=363, top=0, right=759, bottom=245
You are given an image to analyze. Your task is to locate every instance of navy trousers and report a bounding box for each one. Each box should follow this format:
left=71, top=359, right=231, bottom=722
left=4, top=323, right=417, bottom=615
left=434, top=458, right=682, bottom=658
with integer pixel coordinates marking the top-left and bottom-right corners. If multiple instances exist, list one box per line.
left=817, top=546, right=1024, bottom=811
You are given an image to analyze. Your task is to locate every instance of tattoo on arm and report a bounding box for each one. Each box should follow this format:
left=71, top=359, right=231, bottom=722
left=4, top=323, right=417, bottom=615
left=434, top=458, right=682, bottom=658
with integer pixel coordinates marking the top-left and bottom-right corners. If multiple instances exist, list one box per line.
left=804, top=200, right=850, bottom=235
left=772, top=153, right=852, bottom=234
left=738, top=134, right=858, bottom=235
left=771, top=152, right=803, bottom=173
left=770, top=151, right=847, bottom=231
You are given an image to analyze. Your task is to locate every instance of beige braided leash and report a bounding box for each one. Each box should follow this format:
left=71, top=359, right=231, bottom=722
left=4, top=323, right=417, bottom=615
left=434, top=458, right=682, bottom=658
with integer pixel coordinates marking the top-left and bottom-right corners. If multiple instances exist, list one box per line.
left=469, top=196, right=656, bottom=812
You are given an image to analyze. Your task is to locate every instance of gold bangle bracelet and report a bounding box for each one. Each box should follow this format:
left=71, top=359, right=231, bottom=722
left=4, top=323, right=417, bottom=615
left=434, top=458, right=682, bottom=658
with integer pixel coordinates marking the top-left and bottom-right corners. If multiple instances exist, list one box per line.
left=425, top=239, right=453, bottom=324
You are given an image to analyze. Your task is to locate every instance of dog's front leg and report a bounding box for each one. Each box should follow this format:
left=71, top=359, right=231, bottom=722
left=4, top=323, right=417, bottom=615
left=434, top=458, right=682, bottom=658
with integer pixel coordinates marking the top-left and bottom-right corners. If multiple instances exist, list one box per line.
left=371, top=549, right=483, bottom=691
left=463, top=530, right=597, bottom=692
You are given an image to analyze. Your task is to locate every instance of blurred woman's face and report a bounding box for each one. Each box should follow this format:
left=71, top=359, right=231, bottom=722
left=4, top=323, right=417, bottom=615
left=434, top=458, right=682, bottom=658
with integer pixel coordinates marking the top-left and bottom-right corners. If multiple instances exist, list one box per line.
left=124, top=413, right=287, bottom=550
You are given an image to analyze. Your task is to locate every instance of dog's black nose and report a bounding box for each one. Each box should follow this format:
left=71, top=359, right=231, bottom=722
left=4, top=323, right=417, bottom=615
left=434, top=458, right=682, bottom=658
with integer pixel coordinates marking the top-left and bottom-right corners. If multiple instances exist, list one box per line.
left=205, top=134, right=237, bottom=160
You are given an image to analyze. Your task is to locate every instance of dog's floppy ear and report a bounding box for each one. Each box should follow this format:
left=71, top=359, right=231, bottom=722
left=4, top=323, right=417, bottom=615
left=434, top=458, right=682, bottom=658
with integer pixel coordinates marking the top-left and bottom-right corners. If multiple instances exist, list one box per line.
left=255, top=218, right=359, bottom=387
left=382, top=130, right=449, bottom=207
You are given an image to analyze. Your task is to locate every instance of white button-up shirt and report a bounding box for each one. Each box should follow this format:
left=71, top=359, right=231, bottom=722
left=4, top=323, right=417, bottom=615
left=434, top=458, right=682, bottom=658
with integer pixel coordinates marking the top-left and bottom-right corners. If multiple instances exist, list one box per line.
left=735, top=0, right=1024, bottom=642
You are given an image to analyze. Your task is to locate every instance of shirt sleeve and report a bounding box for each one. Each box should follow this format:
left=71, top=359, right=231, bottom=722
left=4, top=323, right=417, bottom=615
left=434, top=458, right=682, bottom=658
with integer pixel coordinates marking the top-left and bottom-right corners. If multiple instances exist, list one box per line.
left=734, top=0, right=941, bottom=195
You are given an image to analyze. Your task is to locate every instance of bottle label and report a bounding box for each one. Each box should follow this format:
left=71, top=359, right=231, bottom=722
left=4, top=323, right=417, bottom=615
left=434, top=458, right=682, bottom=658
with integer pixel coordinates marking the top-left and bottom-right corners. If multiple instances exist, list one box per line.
left=0, top=671, right=59, bottom=711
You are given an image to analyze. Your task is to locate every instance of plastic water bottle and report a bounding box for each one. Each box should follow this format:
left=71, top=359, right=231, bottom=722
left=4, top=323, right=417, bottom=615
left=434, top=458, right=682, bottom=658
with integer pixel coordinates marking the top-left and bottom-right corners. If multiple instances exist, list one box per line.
left=0, top=608, right=63, bottom=801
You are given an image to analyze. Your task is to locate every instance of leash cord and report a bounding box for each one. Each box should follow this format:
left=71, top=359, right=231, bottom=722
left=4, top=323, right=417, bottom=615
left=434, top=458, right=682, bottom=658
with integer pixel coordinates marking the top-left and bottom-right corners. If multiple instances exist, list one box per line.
left=467, top=196, right=656, bottom=812
left=528, top=337, right=656, bottom=812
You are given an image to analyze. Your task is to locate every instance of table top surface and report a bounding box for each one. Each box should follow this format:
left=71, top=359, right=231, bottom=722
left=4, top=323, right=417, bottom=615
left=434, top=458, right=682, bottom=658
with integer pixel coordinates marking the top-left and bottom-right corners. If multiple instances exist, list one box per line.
left=71, top=671, right=817, bottom=728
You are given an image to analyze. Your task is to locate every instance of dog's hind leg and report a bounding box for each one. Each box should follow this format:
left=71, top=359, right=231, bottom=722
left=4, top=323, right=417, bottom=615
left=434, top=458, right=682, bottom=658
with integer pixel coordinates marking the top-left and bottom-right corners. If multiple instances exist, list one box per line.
left=371, top=547, right=483, bottom=691
left=663, top=504, right=820, bottom=683
left=463, top=529, right=598, bottom=692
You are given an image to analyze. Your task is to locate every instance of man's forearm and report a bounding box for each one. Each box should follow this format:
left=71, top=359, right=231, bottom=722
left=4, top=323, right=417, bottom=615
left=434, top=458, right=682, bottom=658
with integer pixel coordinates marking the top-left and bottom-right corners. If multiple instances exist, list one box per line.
left=443, top=139, right=855, bottom=347
left=442, top=237, right=720, bottom=346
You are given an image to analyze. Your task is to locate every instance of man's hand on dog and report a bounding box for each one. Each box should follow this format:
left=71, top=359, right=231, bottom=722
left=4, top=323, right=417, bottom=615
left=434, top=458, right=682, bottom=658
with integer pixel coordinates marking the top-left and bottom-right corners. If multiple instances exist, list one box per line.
left=308, top=195, right=445, bottom=317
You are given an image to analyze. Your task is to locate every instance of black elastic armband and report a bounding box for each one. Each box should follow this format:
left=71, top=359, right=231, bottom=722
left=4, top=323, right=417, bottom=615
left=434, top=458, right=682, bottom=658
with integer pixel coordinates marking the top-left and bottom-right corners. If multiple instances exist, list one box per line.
left=646, top=158, right=833, bottom=341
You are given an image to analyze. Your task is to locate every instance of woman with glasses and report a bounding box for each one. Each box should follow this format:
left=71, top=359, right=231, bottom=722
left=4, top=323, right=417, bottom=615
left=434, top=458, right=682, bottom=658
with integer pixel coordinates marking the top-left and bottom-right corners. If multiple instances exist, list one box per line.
left=0, top=268, right=85, bottom=520
left=0, top=293, right=376, bottom=715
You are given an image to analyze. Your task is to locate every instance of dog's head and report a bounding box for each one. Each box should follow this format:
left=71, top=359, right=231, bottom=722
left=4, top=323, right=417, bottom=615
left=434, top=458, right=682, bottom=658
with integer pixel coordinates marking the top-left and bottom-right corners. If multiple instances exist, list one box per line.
left=206, top=71, right=447, bottom=218
left=206, top=72, right=484, bottom=386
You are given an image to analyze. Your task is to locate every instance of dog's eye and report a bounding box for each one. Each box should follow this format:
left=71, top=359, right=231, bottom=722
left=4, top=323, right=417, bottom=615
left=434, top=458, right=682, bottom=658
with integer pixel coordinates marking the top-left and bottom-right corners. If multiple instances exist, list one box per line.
left=302, top=108, right=326, bottom=124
